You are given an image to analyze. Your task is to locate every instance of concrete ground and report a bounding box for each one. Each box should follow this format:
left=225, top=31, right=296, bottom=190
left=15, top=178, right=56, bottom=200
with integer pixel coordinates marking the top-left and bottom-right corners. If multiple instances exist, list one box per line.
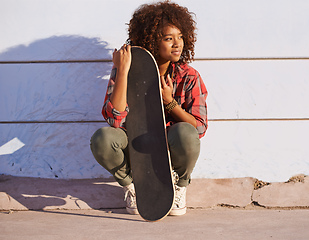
left=1, top=174, right=309, bottom=210
left=1, top=174, right=309, bottom=239
left=1, top=208, right=309, bottom=240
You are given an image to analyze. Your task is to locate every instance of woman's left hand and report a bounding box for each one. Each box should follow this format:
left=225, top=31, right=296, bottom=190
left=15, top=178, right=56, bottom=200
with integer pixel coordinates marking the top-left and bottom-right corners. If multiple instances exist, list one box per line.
left=160, top=74, right=174, bottom=105
left=160, top=74, right=197, bottom=127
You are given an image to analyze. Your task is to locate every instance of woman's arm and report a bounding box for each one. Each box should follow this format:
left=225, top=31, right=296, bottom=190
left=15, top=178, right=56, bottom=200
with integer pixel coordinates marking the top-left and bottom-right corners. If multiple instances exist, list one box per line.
left=110, top=44, right=131, bottom=112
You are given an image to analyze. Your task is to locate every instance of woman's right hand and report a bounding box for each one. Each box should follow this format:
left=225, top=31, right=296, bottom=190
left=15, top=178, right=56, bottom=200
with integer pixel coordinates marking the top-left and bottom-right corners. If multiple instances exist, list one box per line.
left=112, top=44, right=131, bottom=74
left=110, top=44, right=131, bottom=112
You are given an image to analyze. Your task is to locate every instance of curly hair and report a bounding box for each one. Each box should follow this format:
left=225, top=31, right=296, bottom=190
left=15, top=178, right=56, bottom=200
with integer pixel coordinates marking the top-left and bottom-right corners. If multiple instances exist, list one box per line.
left=127, top=1, right=197, bottom=63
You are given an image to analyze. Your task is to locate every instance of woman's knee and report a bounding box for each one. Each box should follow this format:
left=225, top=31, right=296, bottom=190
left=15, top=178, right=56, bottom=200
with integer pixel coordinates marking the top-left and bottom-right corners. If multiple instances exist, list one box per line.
left=90, top=127, right=128, bottom=156
left=91, top=127, right=110, bottom=147
left=167, top=122, right=200, bottom=152
left=90, top=127, right=130, bottom=181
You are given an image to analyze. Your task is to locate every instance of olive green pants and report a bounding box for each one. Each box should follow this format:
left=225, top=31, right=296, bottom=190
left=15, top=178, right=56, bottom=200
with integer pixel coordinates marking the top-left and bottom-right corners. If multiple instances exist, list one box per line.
left=90, top=122, right=200, bottom=187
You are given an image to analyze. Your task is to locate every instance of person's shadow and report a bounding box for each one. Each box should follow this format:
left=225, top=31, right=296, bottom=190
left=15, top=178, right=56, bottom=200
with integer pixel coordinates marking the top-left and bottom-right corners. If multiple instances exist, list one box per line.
left=0, top=35, right=114, bottom=179
left=0, top=174, right=144, bottom=222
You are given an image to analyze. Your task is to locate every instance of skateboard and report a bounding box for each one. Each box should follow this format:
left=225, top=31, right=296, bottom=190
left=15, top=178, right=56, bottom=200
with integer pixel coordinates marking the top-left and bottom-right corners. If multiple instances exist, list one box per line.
left=126, top=46, right=174, bottom=221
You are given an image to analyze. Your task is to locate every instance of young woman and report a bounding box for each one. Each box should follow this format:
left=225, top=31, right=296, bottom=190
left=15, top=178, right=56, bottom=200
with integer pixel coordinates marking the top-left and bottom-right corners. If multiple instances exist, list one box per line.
left=90, top=1, right=208, bottom=216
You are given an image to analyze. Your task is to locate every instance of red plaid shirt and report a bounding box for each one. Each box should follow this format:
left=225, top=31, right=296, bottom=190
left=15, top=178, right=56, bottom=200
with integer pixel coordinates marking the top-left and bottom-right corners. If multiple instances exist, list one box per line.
left=102, top=62, right=208, bottom=138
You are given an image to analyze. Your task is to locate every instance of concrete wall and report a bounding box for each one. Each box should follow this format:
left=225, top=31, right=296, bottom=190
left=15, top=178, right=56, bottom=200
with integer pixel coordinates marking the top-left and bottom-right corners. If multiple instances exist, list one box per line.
left=1, top=0, right=308, bottom=182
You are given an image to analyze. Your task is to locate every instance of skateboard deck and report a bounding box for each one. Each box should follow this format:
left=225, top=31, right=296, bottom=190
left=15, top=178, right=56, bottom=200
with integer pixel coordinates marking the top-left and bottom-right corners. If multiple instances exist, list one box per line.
left=126, top=46, right=174, bottom=221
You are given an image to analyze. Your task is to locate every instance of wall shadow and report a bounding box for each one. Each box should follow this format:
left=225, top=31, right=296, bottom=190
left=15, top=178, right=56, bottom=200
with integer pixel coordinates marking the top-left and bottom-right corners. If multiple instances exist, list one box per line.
left=0, top=36, right=113, bottom=179
left=0, top=35, right=113, bottom=122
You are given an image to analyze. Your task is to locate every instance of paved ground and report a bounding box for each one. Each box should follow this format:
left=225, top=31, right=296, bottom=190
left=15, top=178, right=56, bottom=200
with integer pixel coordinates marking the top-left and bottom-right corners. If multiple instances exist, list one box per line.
left=1, top=175, right=309, bottom=211
left=1, top=208, right=309, bottom=240
left=1, top=175, right=309, bottom=239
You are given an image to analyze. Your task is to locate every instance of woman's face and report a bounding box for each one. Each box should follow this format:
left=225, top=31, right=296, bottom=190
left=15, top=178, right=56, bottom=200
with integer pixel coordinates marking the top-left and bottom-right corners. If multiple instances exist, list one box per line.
left=157, top=24, right=184, bottom=65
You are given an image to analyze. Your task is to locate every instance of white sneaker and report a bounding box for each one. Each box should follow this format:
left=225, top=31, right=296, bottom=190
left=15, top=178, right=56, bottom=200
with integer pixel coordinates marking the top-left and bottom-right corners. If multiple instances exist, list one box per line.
left=123, top=183, right=139, bottom=215
left=172, top=170, right=179, bottom=185
left=169, top=185, right=187, bottom=216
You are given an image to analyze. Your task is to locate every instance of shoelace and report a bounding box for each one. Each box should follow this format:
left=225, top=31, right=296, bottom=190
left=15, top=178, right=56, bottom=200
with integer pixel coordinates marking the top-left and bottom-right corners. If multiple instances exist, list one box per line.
left=124, top=187, right=136, bottom=207
left=174, top=186, right=185, bottom=207
left=172, top=170, right=179, bottom=185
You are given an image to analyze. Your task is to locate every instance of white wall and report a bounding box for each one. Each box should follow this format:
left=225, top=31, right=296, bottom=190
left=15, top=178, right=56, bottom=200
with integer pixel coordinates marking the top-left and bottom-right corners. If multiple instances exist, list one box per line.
left=1, top=0, right=308, bottom=182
